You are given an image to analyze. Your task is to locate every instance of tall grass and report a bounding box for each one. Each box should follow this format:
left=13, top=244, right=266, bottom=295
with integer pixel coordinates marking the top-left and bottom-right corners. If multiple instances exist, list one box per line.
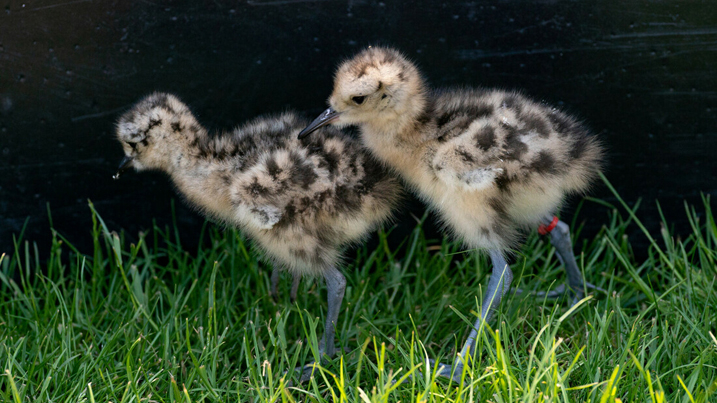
left=1, top=191, right=715, bottom=402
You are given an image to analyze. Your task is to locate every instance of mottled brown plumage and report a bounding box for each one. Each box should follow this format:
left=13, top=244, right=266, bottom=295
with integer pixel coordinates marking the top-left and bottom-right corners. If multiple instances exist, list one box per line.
left=114, top=92, right=401, bottom=370
left=299, top=47, right=605, bottom=381
left=116, top=93, right=399, bottom=274
left=302, top=48, right=602, bottom=251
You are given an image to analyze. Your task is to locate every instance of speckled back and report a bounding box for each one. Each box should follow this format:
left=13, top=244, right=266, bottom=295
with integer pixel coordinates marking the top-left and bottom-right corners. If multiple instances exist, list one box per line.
left=115, top=93, right=402, bottom=273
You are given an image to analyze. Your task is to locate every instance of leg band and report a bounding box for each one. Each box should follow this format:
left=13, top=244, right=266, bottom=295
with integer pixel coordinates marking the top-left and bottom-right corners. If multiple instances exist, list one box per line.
left=538, top=215, right=559, bottom=235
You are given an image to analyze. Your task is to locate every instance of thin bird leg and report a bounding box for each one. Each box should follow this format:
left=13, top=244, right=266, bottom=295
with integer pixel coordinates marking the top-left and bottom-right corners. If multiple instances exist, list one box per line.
left=291, top=266, right=346, bottom=384
left=319, top=266, right=346, bottom=358
left=435, top=250, right=513, bottom=382
left=533, top=216, right=606, bottom=306
left=270, top=267, right=281, bottom=302
left=290, top=272, right=301, bottom=303
left=269, top=268, right=303, bottom=303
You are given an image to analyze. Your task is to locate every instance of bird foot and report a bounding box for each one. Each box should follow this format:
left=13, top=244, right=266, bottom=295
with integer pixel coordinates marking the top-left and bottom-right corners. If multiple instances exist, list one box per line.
left=513, top=283, right=568, bottom=299
left=285, top=361, right=320, bottom=387
left=514, top=282, right=606, bottom=306
left=428, top=358, right=469, bottom=383
left=282, top=346, right=347, bottom=386
left=390, top=358, right=467, bottom=385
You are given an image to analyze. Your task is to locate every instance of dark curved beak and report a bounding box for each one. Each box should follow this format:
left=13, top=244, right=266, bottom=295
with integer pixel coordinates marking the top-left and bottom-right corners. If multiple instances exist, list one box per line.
left=112, top=156, right=134, bottom=180
left=297, top=107, right=340, bottom=139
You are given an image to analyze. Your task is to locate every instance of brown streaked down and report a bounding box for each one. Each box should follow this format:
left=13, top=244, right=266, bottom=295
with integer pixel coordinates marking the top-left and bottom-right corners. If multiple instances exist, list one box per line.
left=115, top=93, right=401, bottom=275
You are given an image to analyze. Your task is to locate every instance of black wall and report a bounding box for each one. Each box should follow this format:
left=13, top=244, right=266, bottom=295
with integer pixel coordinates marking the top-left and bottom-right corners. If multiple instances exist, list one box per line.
left=1, top=0, right=716, bottom=258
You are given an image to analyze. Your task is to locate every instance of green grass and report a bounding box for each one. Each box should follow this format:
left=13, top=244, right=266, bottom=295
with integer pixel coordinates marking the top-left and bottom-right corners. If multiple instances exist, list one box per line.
left=1, top=191, right=716, bottom=402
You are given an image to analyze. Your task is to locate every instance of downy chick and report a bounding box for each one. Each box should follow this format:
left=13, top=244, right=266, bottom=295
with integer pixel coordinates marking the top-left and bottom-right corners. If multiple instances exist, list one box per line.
left=298, top=47, right=604, bottom=381
left=114, top=93, right=401, bottom=374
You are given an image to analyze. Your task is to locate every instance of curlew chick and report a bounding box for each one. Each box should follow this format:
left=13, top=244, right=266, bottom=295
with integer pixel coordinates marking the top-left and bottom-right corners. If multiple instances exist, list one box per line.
left=299, top=47, right=605, bottom=381
left=114, top=93, right=401, bottom=376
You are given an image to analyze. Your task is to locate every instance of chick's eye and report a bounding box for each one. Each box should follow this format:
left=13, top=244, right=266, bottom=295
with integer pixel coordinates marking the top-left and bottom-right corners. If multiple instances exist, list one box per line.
left=127, top=141, right=138, bottom=150
left=351, top=95, right=366, bottom=105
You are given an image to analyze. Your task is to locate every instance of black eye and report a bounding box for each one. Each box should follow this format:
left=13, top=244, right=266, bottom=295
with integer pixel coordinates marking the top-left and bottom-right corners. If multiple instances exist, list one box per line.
left=351, top=95, right=366, bottom=105
left=127, top=141, right=138, bottom=150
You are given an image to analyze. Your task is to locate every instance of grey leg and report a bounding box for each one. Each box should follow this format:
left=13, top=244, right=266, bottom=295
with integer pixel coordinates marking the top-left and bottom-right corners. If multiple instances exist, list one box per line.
left=290, top=266, right=346, bottom=384
left=290, top=273, right=301, bottom=303
left=461, top=250, right=513, bottom=355
left=270, top=267, right=281, bottom=301
left=537, top=216, right=606, bottom=306
left=270, top=268, right=302, bottom=303
left=320, top=266, right=346, bottom=358
left=436, top=249, right=513, bottom=381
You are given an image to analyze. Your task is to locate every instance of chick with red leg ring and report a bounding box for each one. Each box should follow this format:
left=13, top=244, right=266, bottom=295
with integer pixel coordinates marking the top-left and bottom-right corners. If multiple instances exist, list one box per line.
left=535, top=216, right=606, bottom=306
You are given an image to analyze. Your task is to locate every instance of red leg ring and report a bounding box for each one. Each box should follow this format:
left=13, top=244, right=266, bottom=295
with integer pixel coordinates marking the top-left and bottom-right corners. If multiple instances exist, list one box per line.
left=538, top=216, right=559, bottom=236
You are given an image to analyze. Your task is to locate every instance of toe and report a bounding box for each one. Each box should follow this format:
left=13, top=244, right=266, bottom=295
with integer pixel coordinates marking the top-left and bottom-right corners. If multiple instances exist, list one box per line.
left=429, top=359, right=468, bottom=383
left=512, top=286, right=528, bottom=295
left=585, top=282, right=607, bottom=293
left=284, top=362, right=319, bottom=386
left=516, top=284, right=568, bottom=300
left=534, top=284, right=567, bottom=299
left=298, top=363, right=318, bottom=383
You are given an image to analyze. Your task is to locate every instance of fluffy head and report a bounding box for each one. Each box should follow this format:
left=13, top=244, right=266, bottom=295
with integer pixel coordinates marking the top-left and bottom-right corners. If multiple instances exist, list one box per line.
left=328, top=47, right=426, bottom=129
left=116, top=92, right=199, bottom=172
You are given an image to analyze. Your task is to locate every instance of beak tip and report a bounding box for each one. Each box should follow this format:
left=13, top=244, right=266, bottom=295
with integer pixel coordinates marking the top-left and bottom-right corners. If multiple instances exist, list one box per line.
left=114, top=155, right=134, bottom=180
left=297, top=107, right=340, bottom=139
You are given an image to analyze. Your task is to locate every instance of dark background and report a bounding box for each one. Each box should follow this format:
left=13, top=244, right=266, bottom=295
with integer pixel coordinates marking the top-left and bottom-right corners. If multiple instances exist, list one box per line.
left=1, top=0, right=715, bottom=259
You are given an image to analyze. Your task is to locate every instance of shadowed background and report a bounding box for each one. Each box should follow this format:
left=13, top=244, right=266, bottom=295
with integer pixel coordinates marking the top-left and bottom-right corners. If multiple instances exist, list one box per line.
left=1, top=0, right=715, bottom=259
